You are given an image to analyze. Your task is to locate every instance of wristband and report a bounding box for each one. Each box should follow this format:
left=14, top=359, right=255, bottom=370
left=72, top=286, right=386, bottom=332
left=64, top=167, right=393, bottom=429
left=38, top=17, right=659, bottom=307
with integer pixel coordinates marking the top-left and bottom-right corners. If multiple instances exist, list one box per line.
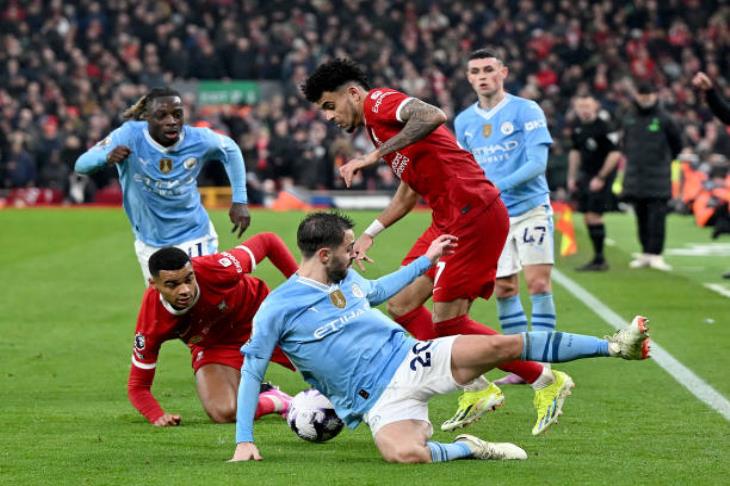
left=363, top=219, right=385, bottom=238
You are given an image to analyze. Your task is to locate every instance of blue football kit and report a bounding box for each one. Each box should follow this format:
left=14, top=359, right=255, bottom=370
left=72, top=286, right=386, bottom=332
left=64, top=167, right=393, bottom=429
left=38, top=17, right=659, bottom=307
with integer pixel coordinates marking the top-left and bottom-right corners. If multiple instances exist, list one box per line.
left=454, top=93, right=553, bottom=217
left=75, top=121, right=247, bottom=246
left=235, top=256, right=433, bottom=443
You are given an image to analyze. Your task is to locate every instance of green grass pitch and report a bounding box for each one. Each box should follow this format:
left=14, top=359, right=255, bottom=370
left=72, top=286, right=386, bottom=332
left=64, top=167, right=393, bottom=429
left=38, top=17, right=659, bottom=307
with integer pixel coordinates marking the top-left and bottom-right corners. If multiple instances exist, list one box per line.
left=1, top=207, right=729, bottom=485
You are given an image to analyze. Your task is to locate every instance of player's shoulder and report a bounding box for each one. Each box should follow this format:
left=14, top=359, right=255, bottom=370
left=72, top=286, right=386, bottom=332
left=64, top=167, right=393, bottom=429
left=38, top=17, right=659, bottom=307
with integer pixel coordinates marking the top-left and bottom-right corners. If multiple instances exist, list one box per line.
left=116, top=120, right=147, bottom=137
left=365, top=87, right=406, bottom=110
left=508, top=94, right=544, bottom=113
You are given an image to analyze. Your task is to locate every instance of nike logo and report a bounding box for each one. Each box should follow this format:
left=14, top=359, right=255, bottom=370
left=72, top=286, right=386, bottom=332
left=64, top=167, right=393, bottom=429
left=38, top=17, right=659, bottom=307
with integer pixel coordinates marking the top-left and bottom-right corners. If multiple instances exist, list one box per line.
left=465, top=131, right=474, bottom=138
left=307, top=307, right=319, bottom=313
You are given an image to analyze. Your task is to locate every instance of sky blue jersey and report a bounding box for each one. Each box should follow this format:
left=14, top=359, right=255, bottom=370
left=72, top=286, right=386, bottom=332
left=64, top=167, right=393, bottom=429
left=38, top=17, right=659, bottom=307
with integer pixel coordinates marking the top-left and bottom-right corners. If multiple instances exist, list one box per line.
left=454, top=94, right=553, bottom=216
left=75, top=121, right=246, bottom=246
left=235, top=256, right=433, bottom=443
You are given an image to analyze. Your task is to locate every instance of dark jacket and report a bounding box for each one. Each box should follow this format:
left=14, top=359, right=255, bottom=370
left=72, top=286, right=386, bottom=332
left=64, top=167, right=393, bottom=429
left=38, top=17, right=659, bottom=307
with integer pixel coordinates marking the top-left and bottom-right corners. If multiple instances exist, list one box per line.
left=621, top=103, right=682, bottom=200
left=706, top=88, right=730, bottom=125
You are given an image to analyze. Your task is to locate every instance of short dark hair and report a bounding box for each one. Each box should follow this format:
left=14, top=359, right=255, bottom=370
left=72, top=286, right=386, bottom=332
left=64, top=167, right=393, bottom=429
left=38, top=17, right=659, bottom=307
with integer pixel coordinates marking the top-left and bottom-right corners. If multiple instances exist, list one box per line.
left=297, top=212, right=355, bottom=258
left=467, top=48, right=503, bottom=64
left=148, top=247, right=190, bottom=277
left=635, top=81, right=656, bottom=95
left=301, top=58, right=370, bottom=103
left=123, top=87, right=183, bottom=120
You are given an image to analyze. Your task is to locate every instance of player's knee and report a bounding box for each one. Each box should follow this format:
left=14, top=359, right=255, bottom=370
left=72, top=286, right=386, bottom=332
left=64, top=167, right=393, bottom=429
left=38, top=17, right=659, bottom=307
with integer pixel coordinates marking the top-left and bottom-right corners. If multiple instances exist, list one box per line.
left=495, top=279, right=518, bottom=298
left=205, top=402, right=236, bottom=423
left=527, top=278, right=551, bottom=295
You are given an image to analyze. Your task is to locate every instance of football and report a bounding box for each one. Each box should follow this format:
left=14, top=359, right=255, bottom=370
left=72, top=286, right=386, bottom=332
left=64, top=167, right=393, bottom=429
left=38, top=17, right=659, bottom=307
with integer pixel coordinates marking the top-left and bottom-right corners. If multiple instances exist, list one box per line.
left=286, top=389, right=344, bottom=442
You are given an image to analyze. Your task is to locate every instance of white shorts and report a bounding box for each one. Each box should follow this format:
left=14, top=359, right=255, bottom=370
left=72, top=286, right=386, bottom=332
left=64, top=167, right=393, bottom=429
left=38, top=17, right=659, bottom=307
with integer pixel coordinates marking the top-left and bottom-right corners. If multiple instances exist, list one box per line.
left=497, top=204, right=554, bottom=278
left=135, top=222, right=219, bottom=282
left=362, top=336, right=488, bottom=438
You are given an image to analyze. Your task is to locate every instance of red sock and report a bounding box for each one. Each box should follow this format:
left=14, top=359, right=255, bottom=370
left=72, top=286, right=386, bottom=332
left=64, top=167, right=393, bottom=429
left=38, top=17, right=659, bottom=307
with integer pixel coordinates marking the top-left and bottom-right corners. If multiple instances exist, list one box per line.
left=241, top=232, right=298, bottom=277
left=395, top=306, right=436, bottom=340
left=254, top=394, right=277, bottom=420
left=435, top=315, right=543, bottom=383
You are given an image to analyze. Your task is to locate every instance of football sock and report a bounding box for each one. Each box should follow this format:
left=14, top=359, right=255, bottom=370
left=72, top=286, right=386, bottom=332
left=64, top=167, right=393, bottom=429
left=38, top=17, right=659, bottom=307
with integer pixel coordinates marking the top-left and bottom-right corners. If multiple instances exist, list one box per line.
left=520, top=331, right=610, bottom=362
left=427, top=441, right=473, bottom=462
left=395, top=305, right=437, bottom=340
left=587, top=223, right=606, bottom=262
left=254, top=392, right=286, bottom=419
left=436, top=315, right=543, bottom=383
left=530, top=293, right=556, bottom=332
left=241, top=232, right=298, bottom=277
left=497, top=295, right=527, bottom=334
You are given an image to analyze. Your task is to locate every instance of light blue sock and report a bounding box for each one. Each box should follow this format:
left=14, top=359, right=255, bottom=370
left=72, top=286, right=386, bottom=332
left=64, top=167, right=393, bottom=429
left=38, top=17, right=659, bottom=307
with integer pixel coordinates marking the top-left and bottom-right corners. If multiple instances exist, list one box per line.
left=520, top=331, right=610, bottom=362
left=530, top=292, right=556, bottom=332
left=497, top=295, right=527, bottom=334
left=427, top=441, right=473, bottom=462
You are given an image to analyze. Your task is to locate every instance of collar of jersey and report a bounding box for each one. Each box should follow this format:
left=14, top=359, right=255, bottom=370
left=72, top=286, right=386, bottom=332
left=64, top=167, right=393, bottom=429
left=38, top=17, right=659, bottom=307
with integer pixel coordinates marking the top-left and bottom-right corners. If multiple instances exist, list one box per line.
left=295, top=274, right=339, bottom=293
left=159, top=283, right=201, bottom=316
left=143, top=127, right=186, bottom=154
left=473, top=94, right=511, bottom=121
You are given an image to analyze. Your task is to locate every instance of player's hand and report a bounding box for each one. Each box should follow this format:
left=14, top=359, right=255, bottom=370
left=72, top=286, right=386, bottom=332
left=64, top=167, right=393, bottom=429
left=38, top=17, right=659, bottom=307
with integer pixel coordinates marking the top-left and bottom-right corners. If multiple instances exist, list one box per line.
left=230, top=203, right=251, bottom=239
left=152, top=413, right=181, bottom=427
left=229, top=442, right=262, bottom=462
left=339, top=152, right=379, bottom=188
left=567, top=178, right=577, bottom=194
left=425, top=234, right=458, bottom=263
left=589, top=176, right=605, bottom=192
left=106, top=145, right=131, bottom=166
left=352, top=234, right=375, bottom=271
left=692, top=72, right=713, bottom=91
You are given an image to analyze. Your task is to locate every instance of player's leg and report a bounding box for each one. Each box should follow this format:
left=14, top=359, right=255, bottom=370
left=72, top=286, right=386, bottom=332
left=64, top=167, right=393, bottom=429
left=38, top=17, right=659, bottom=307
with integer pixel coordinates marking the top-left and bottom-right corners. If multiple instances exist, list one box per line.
left=366, top=337, right=525, bottom=463
left=450, top=315, right=651, bottom=384
left=193, top=345, right=290, bottom=423
left=387, top=275, right=436, bottom=339
left=388, top=225, right=440, bottom=339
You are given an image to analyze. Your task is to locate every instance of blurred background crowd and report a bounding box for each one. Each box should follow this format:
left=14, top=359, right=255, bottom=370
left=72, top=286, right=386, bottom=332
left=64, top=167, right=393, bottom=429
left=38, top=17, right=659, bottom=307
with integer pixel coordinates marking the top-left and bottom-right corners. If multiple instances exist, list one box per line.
left=0, top=0, right=728, bottom=203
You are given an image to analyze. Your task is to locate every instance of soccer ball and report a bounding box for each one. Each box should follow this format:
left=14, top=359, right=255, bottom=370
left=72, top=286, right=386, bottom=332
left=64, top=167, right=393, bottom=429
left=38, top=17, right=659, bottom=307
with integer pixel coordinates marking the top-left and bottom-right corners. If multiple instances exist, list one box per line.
left=286, top=389, right=344, bottom=442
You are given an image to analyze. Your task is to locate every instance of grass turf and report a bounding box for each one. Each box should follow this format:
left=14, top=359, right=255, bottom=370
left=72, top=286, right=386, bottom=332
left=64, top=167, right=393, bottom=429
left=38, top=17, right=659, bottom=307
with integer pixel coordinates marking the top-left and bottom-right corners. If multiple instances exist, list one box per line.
left=1, top=208, right=729, bottom=485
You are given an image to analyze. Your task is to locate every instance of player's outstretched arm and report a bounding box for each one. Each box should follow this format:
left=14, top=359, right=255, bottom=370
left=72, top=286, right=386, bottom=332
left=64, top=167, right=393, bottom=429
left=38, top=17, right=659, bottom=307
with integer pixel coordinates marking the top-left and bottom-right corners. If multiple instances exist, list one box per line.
left=75, top=145, right=131, bottom=173
left=365, top=235, right=456, bottom=305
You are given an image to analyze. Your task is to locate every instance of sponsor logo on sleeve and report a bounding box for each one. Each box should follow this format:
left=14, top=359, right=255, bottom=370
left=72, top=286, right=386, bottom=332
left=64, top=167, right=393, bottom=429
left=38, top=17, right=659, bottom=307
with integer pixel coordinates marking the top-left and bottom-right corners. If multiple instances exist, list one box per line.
left=370, top=90, right=383, bottom=100
left=372, top=91, right=396, bottom=113
left=220, top=252, right=242, bottom=273
left=134, top=333, right=146, bottom=351
left=218, top=257, right=232, bottom=268
left=524, top=119, right=547, bottom=131
left=500, top=121, right=515, bottom=135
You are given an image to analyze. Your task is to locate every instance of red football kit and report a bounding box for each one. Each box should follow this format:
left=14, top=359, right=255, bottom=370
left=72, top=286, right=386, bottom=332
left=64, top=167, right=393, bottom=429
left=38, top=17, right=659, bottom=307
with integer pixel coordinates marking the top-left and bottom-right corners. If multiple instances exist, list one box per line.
left=363, top=88, right=509, bottom=302
left=362, top=89, right=543, bottom=384
left=127, top=233, right=297, bottom=423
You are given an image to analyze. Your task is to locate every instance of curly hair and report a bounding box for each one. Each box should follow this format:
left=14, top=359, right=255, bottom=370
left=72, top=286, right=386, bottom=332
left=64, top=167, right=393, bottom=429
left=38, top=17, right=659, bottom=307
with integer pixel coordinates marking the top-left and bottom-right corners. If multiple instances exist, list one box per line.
left=301, top=58, right=370, bottom=103
left=122, top=87, right=182, bottom=120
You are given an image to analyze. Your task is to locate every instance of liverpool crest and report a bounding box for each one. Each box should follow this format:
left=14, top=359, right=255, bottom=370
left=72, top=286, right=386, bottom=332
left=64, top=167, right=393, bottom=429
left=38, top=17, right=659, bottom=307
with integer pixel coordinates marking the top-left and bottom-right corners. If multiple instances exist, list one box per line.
left=482, top=124, right=492, bottom=137
left=159, top=158, right=173, bottom=173
left=329, top=289, right=347, bottom=308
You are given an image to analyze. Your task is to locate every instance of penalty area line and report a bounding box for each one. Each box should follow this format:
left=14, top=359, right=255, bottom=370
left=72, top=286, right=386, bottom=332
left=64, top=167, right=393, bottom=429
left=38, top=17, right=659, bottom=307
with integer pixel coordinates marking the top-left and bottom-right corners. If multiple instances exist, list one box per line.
left=553, top=268, right=730, bottom=421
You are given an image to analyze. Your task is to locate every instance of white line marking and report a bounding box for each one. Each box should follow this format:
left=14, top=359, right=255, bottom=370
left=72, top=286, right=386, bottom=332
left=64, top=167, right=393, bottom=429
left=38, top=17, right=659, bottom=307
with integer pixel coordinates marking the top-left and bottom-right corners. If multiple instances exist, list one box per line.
left=553, top=268, right=730, bottom=421
left=704, top=283, right=730, bottom=299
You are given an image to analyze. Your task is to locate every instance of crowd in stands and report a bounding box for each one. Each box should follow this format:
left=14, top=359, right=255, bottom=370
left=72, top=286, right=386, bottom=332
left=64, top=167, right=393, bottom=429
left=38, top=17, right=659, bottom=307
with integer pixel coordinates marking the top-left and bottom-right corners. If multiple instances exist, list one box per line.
left=0, top=0, right=728, bottom=205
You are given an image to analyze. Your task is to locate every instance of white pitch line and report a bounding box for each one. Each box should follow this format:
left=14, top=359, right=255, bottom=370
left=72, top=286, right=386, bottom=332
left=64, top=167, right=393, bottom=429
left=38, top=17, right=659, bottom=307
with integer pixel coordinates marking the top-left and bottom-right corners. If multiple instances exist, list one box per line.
left=704, top=283, right=730, bottom=299
left=553, top=268, right=730, bottom=421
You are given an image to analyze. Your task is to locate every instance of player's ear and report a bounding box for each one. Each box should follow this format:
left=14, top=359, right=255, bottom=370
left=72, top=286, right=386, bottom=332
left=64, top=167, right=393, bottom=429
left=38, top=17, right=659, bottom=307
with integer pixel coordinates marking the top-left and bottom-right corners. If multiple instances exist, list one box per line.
left=317, top=247, right=330, bottom=263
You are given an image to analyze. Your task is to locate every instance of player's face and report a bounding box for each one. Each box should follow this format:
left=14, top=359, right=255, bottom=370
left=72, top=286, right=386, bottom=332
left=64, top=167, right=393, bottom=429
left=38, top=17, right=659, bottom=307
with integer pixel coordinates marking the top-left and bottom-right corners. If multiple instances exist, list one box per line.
left=574, top=97, right=598, bottom=122
left=151, top=263, right=198, bottom=309
left=324, top=229, right=356, bottom=282
left=147, top=96, right=184, bottom=146
left=317, top=86, right=363, bottom=133
left=467, top=57, right=507, bottom=98
left=635, top=92, right=657, bottom=109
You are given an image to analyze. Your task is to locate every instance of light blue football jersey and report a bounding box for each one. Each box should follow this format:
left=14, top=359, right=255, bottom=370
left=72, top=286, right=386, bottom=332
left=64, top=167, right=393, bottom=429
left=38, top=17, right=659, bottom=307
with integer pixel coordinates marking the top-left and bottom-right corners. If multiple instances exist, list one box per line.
left=235, top=256, right=433, bottom=443
left=75, top=121, right=246, bottom=246
left=454, top=94, right=553, bottom=216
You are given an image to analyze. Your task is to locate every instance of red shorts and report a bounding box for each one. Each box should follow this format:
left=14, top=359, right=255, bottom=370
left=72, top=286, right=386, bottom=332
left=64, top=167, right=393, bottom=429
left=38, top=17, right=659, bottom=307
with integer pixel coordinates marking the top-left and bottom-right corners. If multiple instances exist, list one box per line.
left=189, top=343, right=294, bottom=374
left=401, top=198, right=509, bottom=302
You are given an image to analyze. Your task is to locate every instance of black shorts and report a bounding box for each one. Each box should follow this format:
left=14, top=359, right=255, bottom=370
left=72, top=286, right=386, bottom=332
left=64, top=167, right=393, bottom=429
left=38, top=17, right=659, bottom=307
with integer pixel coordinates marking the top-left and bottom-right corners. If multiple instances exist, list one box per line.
left=576, top=176, right=617, bottom=214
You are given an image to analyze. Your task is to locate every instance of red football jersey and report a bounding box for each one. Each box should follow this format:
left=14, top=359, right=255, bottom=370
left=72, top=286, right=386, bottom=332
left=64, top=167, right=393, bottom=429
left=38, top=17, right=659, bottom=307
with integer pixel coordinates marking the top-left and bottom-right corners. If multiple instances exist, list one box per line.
left=363, top=88, right=500, bottom=229
left=131, top=245, right=269, bottom=371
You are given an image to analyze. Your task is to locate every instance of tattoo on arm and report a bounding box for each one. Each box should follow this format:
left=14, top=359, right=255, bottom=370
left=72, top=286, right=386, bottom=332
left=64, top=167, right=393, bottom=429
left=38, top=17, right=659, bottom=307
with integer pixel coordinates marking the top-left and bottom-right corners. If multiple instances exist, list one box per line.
left=376, top=99, right=446, bottom=158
